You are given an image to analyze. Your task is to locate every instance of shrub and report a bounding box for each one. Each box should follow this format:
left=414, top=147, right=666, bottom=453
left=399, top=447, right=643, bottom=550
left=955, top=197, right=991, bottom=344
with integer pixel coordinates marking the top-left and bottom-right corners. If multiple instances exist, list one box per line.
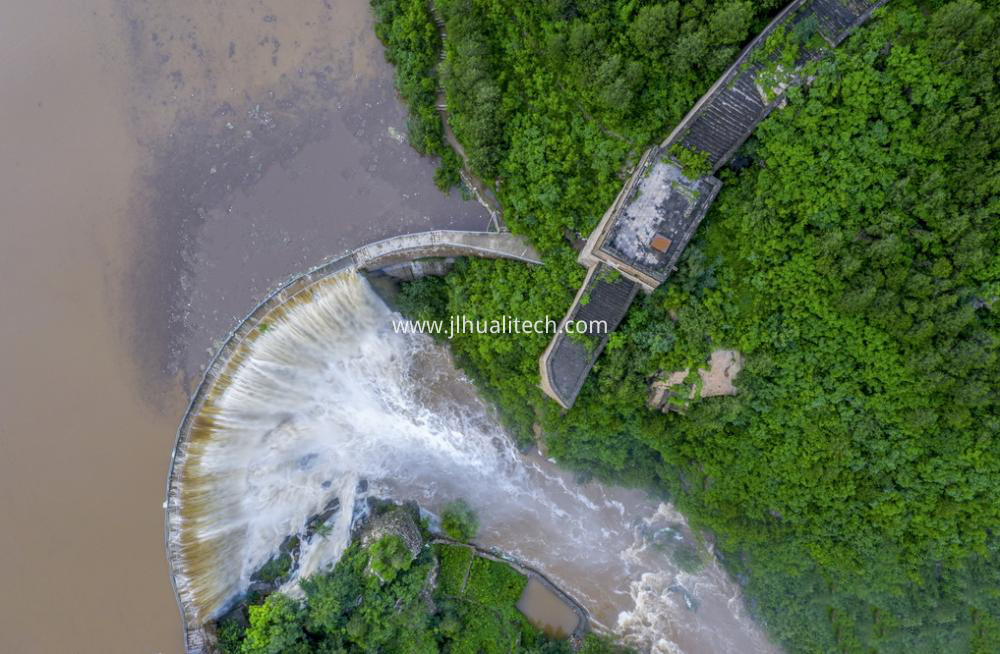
left=441, top=499, right=479, bottom=541
left=368, top=535, right=414, bottom=583
left=434, top=544, right=474, bottom=595
left=215, top=619, right=245, bottom=654
left=252, top=551, right=292, bottom=585
left=465, top=557, right=527, bottom=608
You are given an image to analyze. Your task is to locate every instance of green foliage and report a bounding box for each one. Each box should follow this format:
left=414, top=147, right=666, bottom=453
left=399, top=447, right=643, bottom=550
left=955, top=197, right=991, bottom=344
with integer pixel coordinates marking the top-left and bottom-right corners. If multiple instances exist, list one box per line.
left=790, top=13, right=820, bottom=46
left=397, top=253, right=585, bottom=440
left=416, top=0, right=785, bottom=253
left=440, top=499, right=479, bottom=541
left=370, top=0, right=462, bottom=188
left=216, top=619, right=246, bottom=654
left=433, top=147, right=463, bottom=191
left=252, top=551, right=292, bottom=585
left=465, top=557, right=528, bottom=608
left=669, top=144, right=713, bottom=178
left=242, top=594, right=309, bottom=654
left=709, top=2, right=755, bottom=45
left=438, top=600, right=517, bottom=654
left=224, top=539, right=573, bottom=653
left=371, top=0, right=440, bottom=154
left=434, top=550, right=539, bottom=654
left=368, top=535, right=414, bottom=583
left=629, top=4, right=675, bottom=57
left=662, top=9, right=1000, bottom=648
left=578, top=633, right=629, bottom=654
left=434, top=544, right=473, bottom=595
left=388, top=0, right=1000, bottom=652
left=395, top=273, right=449, bottom=325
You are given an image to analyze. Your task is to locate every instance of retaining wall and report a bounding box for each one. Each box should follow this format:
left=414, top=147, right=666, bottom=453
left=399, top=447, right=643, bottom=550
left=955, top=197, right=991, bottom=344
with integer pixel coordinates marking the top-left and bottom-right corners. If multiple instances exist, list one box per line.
left=431, top=537, right=594, bottom=644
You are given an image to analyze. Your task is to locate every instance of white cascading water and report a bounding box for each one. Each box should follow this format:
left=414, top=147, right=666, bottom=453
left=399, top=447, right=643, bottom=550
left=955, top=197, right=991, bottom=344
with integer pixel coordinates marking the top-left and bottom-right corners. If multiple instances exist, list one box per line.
left=168, top=271, right=777, bottom=654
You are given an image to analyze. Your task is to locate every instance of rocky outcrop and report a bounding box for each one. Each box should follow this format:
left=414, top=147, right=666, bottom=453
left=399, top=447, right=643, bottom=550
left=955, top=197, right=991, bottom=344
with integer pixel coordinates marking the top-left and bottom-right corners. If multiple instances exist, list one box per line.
left=359, top=501, right=424, bottom=558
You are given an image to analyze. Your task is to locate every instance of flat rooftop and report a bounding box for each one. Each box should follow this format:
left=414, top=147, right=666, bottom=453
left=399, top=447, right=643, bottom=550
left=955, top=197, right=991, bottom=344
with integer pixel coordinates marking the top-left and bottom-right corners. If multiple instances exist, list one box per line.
left=591, top=158, right=721, bottom=288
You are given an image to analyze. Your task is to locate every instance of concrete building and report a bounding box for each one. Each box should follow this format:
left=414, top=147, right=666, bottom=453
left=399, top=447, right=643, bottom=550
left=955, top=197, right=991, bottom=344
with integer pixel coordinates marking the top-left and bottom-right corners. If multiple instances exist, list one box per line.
left=540, top=0, right=889, bottom=410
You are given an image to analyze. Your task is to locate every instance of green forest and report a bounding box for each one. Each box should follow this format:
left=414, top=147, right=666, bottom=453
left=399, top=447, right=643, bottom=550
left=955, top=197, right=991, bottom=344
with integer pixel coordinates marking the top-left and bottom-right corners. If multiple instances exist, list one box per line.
left=373, top=0, right=1000, bottom=652
left=217, top=534, right=612, bottom=654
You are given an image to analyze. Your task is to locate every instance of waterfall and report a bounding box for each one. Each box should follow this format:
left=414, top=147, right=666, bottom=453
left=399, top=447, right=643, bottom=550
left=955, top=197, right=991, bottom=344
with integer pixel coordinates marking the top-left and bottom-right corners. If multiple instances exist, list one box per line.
left=167, top=271, right=776, bottom=654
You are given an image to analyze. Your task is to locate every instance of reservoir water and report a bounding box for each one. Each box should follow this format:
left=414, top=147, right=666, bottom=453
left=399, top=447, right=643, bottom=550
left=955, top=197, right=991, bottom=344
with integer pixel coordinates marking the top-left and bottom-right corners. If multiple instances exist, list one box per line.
left=0, top=1, right=482, bottom=652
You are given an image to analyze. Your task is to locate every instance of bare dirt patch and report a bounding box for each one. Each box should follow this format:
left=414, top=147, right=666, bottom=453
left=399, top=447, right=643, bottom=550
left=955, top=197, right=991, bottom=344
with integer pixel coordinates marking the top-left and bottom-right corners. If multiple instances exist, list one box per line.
left=648, top=349, right=744, bottom=412
left=698, top=349, right=744, bottom=398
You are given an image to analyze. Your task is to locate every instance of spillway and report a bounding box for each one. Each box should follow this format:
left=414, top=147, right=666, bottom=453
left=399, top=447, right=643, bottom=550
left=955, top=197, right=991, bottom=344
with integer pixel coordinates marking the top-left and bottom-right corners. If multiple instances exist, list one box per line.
left=166, top=270, right=776, bottom=654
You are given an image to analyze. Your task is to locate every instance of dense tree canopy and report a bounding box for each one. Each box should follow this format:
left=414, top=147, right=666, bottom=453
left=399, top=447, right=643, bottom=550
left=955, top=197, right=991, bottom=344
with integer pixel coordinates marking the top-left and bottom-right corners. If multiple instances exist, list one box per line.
left=382, top=0, right=1000, bottom=652
left=219, top=537, right=617, bottom=654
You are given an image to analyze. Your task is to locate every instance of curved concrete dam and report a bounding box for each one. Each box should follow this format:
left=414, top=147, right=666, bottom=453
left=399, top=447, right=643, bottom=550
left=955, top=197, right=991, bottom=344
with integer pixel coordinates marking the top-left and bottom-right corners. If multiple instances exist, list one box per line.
left=166, top=266, right=778, bottom=654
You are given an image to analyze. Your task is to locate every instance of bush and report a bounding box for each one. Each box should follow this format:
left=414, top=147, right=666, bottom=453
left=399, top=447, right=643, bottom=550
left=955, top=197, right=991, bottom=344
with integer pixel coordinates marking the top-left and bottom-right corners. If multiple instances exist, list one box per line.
left=368, top=535, right=414, bottom=583
left=440, top=499, right=479, bottom=541
left=371, top=0, right=454, bottom=181
left=241, top=594, right=308, bottom=654
left=221, top=537, right=574, bottom=653
left=390, top=1, right=1000, bottom=651
left=434, top=147, right=464, bottom=191
left=252, top=551, right=292, bottom=585
left=465, top=557, right=527, bottom=608
left=434, top=543, right=474, bottom=595
left=215, top=619, right=245, bottom=654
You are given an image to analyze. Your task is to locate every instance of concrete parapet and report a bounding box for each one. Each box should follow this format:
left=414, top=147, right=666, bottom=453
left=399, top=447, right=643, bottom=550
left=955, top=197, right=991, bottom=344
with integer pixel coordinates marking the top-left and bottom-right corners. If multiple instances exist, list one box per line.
left=353, top=230, right=540, bottom=269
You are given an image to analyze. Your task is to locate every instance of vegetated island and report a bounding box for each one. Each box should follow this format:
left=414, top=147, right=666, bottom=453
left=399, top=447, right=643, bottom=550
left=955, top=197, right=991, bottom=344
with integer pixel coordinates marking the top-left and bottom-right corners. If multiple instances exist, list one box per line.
left=211, top=501, right=619, bottom=654
left=372, top=0, right=1000, bottom=652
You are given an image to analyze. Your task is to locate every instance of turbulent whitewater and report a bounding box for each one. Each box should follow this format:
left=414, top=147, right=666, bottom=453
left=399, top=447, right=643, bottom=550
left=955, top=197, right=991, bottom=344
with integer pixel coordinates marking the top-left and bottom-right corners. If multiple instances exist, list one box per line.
left=166, top=271, right=776, bottom=654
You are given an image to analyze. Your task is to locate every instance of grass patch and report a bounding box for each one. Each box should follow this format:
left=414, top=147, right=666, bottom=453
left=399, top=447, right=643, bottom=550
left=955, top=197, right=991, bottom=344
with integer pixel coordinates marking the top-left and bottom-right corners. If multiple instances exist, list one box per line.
left=435, top=544, right=473, bottom=596
left=465, top=556, right=528, bottom=608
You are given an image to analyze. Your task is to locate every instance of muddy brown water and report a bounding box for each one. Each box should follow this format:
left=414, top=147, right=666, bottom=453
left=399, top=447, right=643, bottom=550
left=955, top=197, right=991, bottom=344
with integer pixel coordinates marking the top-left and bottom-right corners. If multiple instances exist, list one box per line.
left=517, top=578, right=581, bottom=639
left=0, top=1, right=485, bottom=652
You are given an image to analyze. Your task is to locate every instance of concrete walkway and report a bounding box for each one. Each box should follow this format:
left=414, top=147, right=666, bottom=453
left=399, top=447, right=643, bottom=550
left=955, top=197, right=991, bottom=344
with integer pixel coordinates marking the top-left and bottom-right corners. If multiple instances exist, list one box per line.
left=354, top=229, right=540, bottom=269
left=540, top=0, right=889, bottom=409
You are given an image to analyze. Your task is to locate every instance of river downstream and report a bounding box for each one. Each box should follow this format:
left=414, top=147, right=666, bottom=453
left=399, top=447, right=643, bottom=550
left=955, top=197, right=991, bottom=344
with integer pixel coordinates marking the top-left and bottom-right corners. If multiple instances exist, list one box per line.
left=169, top=272, right=778, bottom=654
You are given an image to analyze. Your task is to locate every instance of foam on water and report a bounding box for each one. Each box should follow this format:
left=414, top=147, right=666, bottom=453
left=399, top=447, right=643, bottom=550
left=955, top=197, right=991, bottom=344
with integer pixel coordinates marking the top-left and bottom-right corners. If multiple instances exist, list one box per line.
left=168, top=271, right=776, bottom=654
